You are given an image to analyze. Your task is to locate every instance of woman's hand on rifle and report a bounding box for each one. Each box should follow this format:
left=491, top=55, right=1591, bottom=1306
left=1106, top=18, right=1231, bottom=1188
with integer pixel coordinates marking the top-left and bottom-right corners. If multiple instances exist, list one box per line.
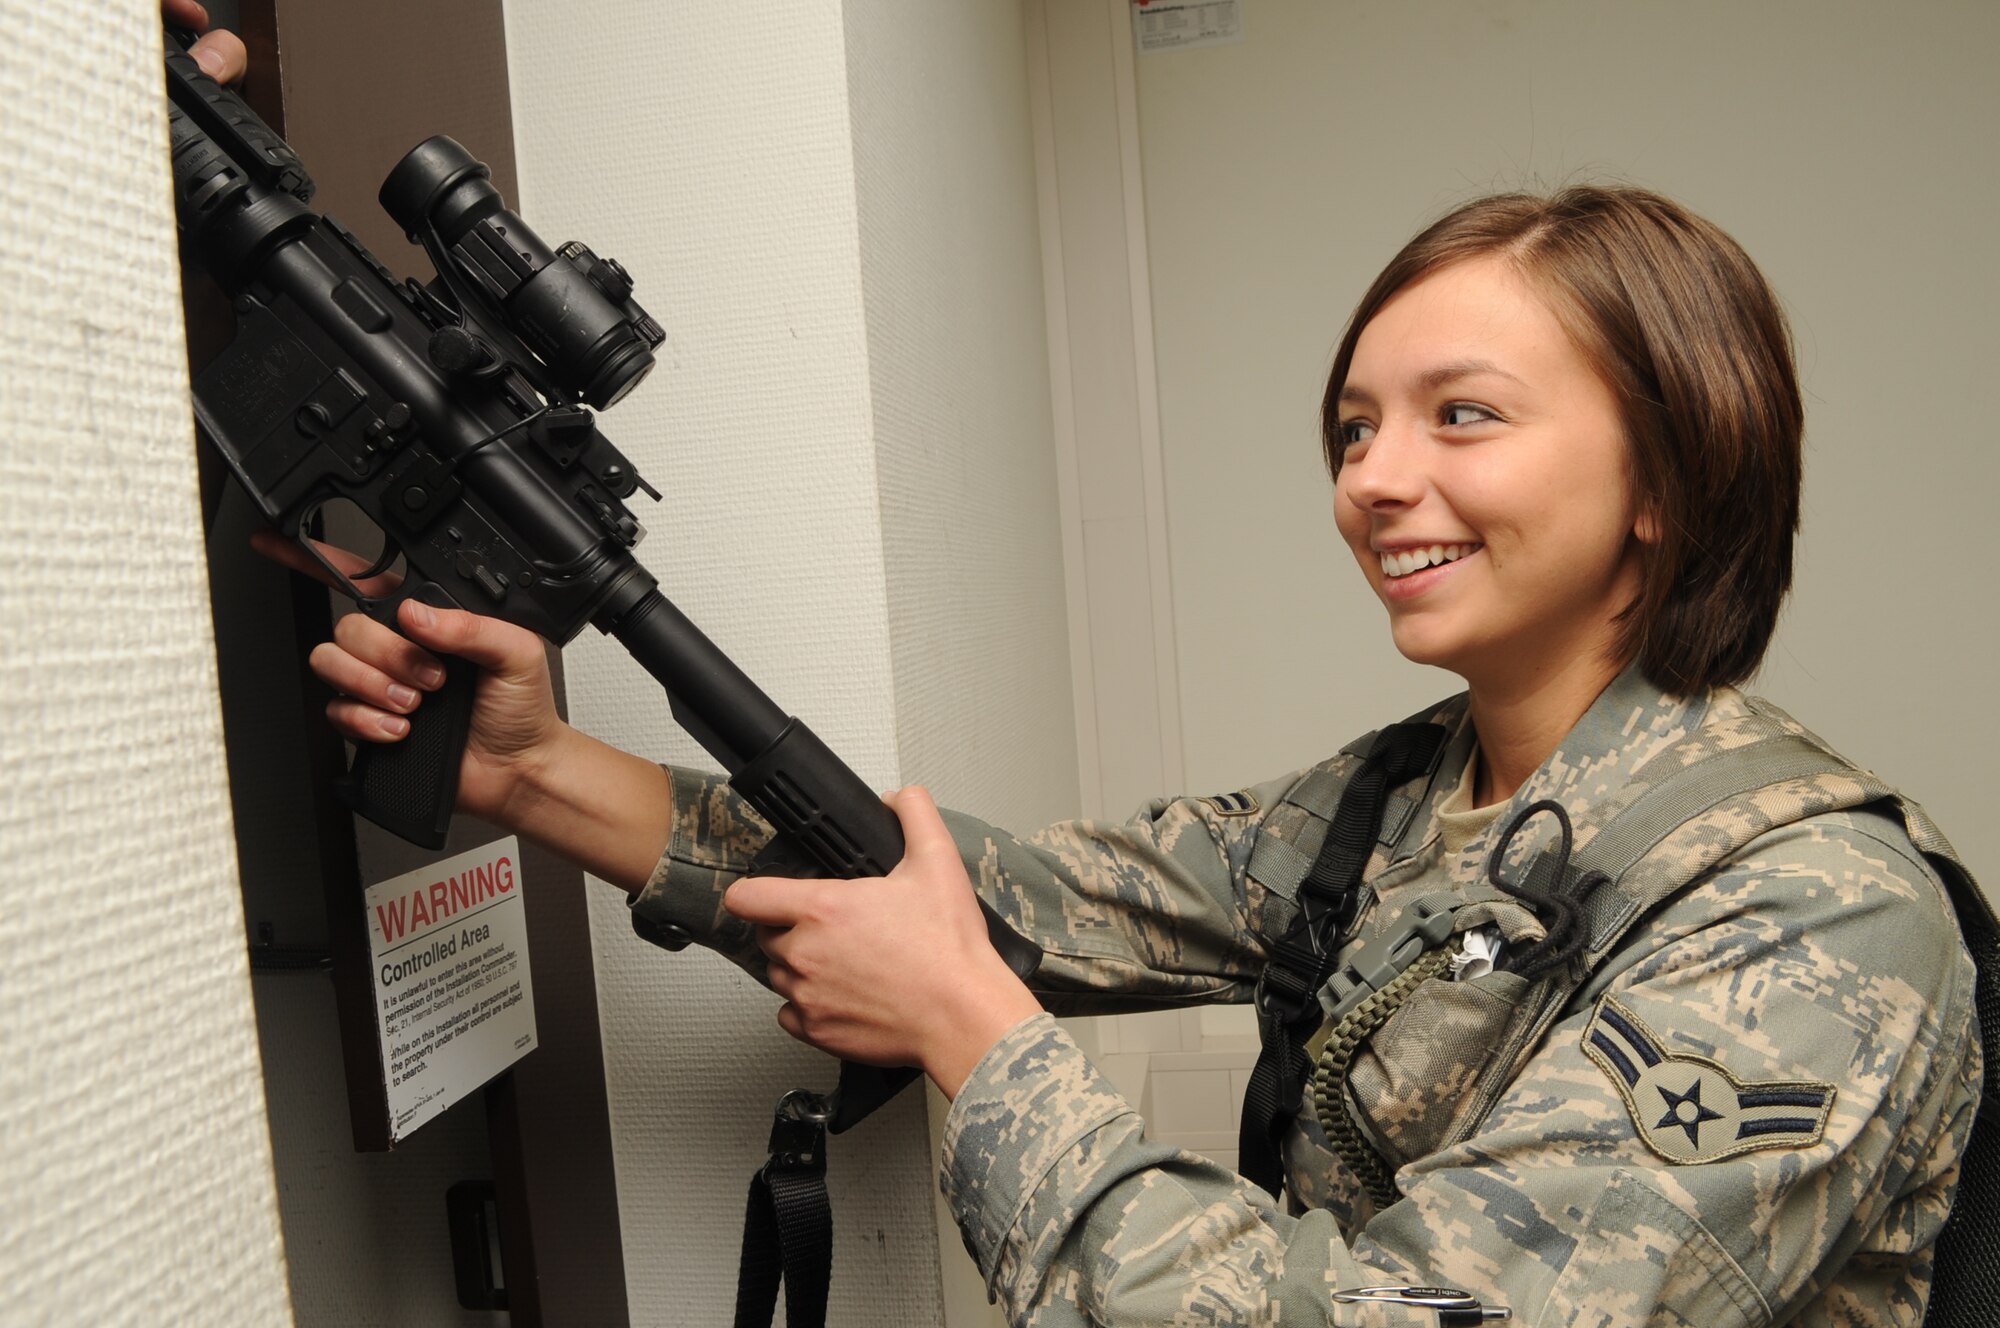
left=165, top=1, right=246, bottom=82
left=723, top=786, right=1042, bottom=1098
left=252, top=531, right=671, bottom=893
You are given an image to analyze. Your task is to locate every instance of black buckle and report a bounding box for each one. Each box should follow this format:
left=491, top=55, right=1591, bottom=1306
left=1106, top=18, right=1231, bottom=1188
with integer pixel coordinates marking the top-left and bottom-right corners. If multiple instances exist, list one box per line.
left=1253, top=970, right=1319, bottom=1030
left=765, top=1088, right=831, bottom=1172
left=736, top=1089, right=835, bottom=1328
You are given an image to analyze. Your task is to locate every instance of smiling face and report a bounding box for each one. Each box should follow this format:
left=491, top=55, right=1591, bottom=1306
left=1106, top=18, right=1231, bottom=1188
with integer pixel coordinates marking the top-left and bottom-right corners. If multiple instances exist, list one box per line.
left=1332, top=255, right=1651, bottom=695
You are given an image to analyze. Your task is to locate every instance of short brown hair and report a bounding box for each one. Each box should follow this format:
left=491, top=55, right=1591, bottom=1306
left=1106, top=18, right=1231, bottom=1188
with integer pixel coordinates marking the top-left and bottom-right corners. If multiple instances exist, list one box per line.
left=1320, top=187, right=1803, bottom=694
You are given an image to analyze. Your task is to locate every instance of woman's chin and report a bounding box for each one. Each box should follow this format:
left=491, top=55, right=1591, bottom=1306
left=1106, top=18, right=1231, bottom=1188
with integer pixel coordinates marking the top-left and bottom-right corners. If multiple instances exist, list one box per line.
left=1386, top=623, right=1471, bottom=674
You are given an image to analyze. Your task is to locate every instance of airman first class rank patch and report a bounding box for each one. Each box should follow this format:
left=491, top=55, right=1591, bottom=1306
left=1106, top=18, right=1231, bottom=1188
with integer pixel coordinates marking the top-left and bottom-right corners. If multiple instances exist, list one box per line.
left=1201, top=790, right=1259, bottom=816
left=1583, top=996, right=1836, bottom=1165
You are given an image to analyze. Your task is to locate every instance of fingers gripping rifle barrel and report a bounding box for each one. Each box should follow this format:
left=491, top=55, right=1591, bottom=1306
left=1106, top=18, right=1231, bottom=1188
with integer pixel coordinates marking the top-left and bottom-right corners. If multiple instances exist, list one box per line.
left=166, top=29, right=1041, bottom=1132
left=609, top=589, right=1044, bottom=1132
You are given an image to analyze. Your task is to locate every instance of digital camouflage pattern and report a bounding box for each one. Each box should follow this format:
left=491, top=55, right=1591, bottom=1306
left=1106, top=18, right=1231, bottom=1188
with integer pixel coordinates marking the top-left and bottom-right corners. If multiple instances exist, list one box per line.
left=630, top=667, right=1981, bottom=1326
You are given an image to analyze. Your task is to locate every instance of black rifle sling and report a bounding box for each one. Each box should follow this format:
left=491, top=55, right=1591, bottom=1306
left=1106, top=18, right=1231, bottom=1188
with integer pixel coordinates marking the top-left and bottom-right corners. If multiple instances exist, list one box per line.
left=1924, top=903, right=2000, bottom=1326
left=736, top=1092, right=832, bottom=1328
left=1238, top=722, right=1447, bottom=1200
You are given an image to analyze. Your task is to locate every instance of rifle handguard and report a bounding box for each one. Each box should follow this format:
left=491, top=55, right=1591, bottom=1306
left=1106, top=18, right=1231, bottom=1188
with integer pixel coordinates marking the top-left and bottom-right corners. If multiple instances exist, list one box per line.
left=734, top=724, right=1042, bottom=1133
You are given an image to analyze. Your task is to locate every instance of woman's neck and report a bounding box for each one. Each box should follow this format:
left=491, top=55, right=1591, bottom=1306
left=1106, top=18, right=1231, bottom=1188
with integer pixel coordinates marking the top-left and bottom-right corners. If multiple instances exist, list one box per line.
left=1465, top=652, right=1625, bottom=808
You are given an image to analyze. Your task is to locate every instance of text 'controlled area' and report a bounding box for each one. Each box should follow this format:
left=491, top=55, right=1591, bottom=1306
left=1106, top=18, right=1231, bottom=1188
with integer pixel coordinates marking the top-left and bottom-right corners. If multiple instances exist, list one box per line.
left=366, top=840, right=536, bottom=1138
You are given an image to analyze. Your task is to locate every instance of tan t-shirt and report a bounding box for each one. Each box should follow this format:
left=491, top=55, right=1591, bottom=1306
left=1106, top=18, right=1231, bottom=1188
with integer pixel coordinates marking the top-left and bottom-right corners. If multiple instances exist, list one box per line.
left=1434, top=744, right=1504, bottom=858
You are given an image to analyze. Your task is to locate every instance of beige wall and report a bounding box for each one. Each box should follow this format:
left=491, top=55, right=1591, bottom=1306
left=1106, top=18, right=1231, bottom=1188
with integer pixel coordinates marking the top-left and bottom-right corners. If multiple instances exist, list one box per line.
left=845, top=1, right=1078, bottom=836
left=842, top=4, right=1080, bottom=1318
left=1131, top=0, right=1999, bottom=893
left=0, top=1, right=292, bottom=1321
left=503, top=1, right=1072, bottom=1322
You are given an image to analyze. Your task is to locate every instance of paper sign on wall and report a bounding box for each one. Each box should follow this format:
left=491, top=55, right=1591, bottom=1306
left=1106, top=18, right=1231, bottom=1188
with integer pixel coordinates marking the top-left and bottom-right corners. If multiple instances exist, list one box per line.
left=365, top=836, right=537, bottom=1141
left=1134, top=0, right=1244, bottom=54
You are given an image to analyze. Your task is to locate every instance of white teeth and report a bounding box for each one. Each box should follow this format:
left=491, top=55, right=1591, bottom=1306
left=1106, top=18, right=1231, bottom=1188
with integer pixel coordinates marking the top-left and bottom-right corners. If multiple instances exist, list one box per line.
left=1379, top=542, right=1478, bottom=578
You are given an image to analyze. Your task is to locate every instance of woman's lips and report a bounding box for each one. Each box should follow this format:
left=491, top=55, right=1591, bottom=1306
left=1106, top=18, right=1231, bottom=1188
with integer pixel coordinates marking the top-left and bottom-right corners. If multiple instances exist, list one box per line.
left=1378, top=545, right=1479, bottom=601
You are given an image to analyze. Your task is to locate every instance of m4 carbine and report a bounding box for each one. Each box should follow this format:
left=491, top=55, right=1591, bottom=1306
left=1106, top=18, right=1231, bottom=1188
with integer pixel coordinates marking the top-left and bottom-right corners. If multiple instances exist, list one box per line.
left=163, top=30, right=1041, bottom=1133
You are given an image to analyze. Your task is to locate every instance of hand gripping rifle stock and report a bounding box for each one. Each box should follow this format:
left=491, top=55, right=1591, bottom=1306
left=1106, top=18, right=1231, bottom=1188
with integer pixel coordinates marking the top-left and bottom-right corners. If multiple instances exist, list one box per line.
left=164, top=31, right=1039, bottom=1131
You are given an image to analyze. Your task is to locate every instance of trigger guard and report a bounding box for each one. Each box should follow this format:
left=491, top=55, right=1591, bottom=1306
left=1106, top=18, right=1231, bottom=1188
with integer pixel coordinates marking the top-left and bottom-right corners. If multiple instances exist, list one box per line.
left=287, top=507, right=405, bottom=607
left=352, top=541, right=401, bottom=584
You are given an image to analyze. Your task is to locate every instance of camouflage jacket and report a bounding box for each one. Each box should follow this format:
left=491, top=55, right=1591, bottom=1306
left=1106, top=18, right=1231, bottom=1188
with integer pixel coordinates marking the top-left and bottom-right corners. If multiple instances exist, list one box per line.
left=629, top=668, right=1981, bottom=1326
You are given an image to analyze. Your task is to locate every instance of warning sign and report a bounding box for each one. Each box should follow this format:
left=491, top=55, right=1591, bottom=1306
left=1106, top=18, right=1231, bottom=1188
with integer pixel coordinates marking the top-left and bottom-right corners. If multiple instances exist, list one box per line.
left=365, top=836, right=537, bottom=1140
left=1134, top=0, right=1244, bottom=54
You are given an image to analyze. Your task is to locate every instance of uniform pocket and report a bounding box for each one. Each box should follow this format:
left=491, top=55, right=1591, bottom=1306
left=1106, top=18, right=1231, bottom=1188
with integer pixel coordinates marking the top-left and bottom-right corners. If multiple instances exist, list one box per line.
left=1345, top=969, right=1529, bottom=1166
left=1534, top=1169, right=1766, bottom=1328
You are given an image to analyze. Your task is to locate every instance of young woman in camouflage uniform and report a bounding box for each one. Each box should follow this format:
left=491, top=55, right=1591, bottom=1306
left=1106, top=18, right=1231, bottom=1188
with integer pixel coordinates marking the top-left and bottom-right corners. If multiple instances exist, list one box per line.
left=301, top=189, right=1980, bottom=1325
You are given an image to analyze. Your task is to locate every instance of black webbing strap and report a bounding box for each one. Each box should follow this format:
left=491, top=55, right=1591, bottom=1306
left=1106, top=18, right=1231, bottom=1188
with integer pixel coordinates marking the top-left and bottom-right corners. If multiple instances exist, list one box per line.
left=1238, top=722, right=1447, bottom=1200
left=735, top=1091, right=832, bottom=1328
left=1923, top=910, right=2000, bottom=1325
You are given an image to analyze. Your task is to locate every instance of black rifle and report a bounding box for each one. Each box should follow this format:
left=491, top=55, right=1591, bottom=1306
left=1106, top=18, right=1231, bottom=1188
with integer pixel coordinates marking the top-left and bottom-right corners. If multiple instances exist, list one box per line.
left=163, top=30, right=1041, bottom=1135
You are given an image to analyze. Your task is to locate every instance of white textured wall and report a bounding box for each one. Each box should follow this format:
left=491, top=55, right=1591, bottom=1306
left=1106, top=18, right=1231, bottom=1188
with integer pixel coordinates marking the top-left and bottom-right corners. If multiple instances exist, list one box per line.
left=1132, top=0, right=2000, bottom=888
left=846, top=0, right=1076, bottom=834
left=506, top=2, right=1070, bottom=1321
left=0, top=3, right=292, bottom=1323
left=842, top=5, right=1078, bottom=1323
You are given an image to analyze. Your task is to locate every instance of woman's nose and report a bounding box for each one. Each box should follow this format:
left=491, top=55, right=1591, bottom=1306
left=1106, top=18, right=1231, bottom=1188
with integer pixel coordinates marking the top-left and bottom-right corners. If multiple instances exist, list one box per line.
left=1341, top=427, right=1425, bottom=510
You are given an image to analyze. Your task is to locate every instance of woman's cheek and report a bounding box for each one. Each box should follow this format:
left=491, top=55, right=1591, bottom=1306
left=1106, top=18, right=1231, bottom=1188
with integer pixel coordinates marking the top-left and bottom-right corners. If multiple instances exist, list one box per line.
left=1332, top=498, right=1373, bottom=571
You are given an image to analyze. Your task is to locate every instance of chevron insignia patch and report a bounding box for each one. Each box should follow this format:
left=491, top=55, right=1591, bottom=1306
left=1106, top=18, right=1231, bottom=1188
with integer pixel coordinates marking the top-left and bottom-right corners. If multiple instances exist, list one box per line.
left=1583, top=996, right=1836, bottom=1164
left=1201, top=790, right=1259, bottom=817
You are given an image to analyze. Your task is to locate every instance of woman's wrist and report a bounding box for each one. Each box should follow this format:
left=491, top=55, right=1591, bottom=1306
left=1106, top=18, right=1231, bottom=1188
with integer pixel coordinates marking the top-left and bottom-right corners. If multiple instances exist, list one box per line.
left=922, top=964, right=1044, bottom=1101
left=486, top=720, right=581, bottom=831
left=498, top=724, right=673, bottom=894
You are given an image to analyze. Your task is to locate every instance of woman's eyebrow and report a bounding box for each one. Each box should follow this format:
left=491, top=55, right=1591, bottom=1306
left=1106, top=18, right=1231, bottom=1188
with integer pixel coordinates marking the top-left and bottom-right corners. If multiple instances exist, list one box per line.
left=1336, top=358, right=1520, bottom=410
left=1341, top=359, right=1527, bottom=408
left=1417, top=358, right=1525, bottom=391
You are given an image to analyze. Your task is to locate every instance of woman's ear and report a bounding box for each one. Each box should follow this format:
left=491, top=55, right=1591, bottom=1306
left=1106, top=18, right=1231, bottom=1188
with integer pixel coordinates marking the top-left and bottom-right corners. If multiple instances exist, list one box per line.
left=1634, top=504, right=1662, bottom=546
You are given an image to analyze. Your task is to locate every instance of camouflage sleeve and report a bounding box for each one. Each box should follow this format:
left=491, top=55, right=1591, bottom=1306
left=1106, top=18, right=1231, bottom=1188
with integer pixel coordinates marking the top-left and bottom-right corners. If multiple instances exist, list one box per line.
left=940, top=811, right=1980, bottom=1327
left=624, top=765, right=782, bottom=982
left=628, top=762, right=1312, bottom=1010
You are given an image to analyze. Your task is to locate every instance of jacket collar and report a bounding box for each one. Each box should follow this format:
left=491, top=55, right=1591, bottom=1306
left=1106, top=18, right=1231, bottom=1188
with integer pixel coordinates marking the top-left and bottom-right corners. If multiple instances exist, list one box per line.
left=1393, top=663, right=1711, bottom=882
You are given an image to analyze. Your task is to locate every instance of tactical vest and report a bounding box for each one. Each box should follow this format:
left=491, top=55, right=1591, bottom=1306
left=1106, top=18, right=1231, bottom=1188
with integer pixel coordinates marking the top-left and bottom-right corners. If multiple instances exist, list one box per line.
left=1242, top=690, right=1998, bottom=1326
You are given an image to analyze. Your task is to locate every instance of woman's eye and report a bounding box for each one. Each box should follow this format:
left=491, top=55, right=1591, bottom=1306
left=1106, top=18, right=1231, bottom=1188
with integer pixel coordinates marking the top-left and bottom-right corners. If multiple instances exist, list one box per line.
left=1339, top=418, right=1376, bottom=447
left=1441, top=402, right=1496, bottom=427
